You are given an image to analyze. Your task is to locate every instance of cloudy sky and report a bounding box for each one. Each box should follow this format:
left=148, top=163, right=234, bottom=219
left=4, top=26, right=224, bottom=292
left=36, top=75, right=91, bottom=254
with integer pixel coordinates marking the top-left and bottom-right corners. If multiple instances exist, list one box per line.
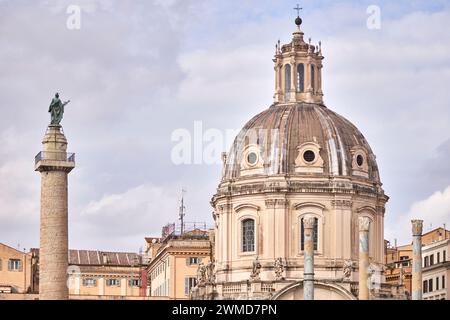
left=0, top=0, right=449, bottom=252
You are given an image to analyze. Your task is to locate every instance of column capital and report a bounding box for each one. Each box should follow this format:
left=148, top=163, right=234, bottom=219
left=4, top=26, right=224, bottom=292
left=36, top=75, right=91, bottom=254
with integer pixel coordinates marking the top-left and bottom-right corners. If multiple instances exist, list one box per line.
left=411, top=220, right=423, bottom=236
left=303, top=215, right=316, bottom=229
left=358, top=216, right=371, bottom=232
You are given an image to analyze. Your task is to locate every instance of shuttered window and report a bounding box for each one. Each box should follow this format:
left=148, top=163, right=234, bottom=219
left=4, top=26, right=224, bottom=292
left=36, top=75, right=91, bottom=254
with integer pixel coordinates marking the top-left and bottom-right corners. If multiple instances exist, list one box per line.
left=83, top=278, right=97, bottom=287
left=184, top=277, right=197, bottom=295
left=8, top=259, right=22, bottom=271
left=106, top=279, right=120, bottom=286
left=129, top=279, right=140, bottom=287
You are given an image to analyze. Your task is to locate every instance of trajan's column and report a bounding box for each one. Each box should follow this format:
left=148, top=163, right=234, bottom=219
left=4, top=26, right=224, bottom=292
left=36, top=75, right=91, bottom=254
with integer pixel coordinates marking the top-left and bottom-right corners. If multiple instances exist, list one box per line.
left=35, top=93, right=74, bottom=300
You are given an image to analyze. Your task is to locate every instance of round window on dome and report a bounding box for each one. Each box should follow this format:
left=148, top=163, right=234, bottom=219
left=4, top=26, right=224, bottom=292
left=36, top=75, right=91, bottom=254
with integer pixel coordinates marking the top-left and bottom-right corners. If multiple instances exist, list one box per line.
left=356, top=154, right=364, bottom=167
left=303, top=150, right=316, bottom=163
left=247, top=152, right=258, bottom=166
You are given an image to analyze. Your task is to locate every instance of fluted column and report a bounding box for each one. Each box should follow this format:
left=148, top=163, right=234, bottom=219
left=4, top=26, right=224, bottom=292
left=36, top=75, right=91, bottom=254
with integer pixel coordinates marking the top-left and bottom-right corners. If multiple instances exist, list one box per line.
left=358, top=217, right=371, bottom=300
left=411, top=219, right=423, bottom=300
left=303, top=215, right=315, bottom=300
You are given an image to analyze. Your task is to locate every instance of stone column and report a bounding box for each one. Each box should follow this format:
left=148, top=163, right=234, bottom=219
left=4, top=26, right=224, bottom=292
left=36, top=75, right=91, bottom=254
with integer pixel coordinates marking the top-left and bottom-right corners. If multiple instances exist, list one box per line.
left=290, top=60, right=296, bottom=102
left=274, top=62, right=282, bottom=103
left=305, top=60, right=314, bottom=103
left=303, top=215, right=315, bottom=300
left=35, top=125, right=75, bottom=300
left=411, top=219, right=423, bottom=300
left=399, top=264, right=404, bottom=286
left=317, top=64, right=323, bottom=100
left=358, top=216, right=371, bottom=300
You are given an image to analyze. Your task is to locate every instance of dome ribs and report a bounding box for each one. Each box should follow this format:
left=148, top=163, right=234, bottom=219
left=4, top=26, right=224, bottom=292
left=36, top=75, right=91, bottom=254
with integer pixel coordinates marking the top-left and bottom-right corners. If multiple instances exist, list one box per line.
left=314, top=106, right=339, bottom=176
left=221, top=102, right=381, bottom=184
left=227, top=108, right=271, bottom=179
left=278, top=106, right=292, bottom=174
left=323, top=110, right=349, bottom=176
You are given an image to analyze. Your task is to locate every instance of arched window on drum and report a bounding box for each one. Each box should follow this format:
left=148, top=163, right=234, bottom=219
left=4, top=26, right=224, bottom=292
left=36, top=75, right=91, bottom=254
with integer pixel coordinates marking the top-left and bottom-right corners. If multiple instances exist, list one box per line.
left=297, top=63, right=305, bottom=93
left=242, top=219, right=255, bottom=252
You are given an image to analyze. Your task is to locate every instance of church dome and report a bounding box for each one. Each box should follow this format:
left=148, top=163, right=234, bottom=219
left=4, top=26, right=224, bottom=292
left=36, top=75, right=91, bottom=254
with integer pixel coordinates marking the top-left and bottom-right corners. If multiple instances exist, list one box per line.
left=206, top=14, right=391, bottom=301
left=222, top=102, right=381, bottom=184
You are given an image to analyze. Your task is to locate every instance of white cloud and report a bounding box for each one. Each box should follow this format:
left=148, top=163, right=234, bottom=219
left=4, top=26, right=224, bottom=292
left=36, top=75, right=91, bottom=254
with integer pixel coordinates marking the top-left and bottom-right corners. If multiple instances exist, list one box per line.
left=71, top=184, right=179, bottom=250
left=81, top=184, right=179, bottom=233
left=407, top=186, right=450, bottom=229
left=386, top=186, right=450, bottom=244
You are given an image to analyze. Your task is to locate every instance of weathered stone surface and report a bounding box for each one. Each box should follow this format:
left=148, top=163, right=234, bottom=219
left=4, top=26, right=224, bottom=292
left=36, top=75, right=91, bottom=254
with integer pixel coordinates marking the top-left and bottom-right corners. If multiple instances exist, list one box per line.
left=35, top=125, right=74, bottom=300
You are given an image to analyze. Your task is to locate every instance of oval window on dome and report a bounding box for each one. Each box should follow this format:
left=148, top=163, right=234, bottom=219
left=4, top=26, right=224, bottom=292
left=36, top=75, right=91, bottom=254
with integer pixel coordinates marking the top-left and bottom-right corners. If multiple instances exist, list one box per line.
left=303, top=150, right=316, bottom=163
left=247, top=152, right=258, bottom=166
left=356, top=154, right=364, bottom=167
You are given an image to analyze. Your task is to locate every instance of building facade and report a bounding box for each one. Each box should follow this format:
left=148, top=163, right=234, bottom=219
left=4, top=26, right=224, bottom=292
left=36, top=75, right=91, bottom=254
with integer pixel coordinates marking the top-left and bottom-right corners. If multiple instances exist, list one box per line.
left=0, top=243, right=34, bottom=294
left=193, top=14, right=405, bottom=300
left=384, top=227, right=450, bottom=299
left=385, top=242, right=413, bottom=298
left=422, top=237, right=449, bottom=300
left=0, top=243, right=150, bottom=300
left=146, top=226, right=212, bottom=300
left=32, top=248, right=145, bottom=298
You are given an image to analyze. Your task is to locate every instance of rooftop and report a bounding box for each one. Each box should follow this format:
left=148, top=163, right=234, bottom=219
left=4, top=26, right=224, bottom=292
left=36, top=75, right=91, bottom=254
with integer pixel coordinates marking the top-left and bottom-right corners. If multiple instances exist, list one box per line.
left=31, top=248, right=143, bottom=267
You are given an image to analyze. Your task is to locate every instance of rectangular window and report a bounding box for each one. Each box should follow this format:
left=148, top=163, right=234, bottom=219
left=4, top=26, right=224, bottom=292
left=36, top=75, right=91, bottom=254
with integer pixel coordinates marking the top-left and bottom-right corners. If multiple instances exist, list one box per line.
left=436, top=277, right=439, bottom=291
left=8, top=259, right=22, bottom=271
left=424, top=256, right=429, bottom=267
left=187, top=257, right=200, bottom=265
left=443, top=275, right=446, bottom=289
left=429, top=279, right=433, bottom=292
left=83, top=278, right=97, bottom=287
left=184, top=277, right=197, bottom=295
left=423, top=280, right=428, bottom=293
left=444, top=250, right=446, bottom=262
left=437, top=252, right=440, bottom=263
left=106, top=279, right=120, bottom=286
left=430, top=254, right=434, bottom=266
left=129, top=279, right=140, bottom=287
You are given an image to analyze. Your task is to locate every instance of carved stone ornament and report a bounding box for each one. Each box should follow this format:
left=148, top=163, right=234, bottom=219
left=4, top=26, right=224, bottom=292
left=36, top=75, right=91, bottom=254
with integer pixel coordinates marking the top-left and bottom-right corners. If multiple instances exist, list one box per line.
left=343, top=260, right=353, bottom=279
left=206, top=260, right=216, bottom=284
left=303, top=215, right=316, bottom=229
left=197, top=262, right=207, bottom=286
left=358, top=216, right=371, bottom=232
left=274, top=257, right=285, bottom=281
left=250, top=257, right=262, bottom=281
left=411, top=220, right=423, bottom=236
